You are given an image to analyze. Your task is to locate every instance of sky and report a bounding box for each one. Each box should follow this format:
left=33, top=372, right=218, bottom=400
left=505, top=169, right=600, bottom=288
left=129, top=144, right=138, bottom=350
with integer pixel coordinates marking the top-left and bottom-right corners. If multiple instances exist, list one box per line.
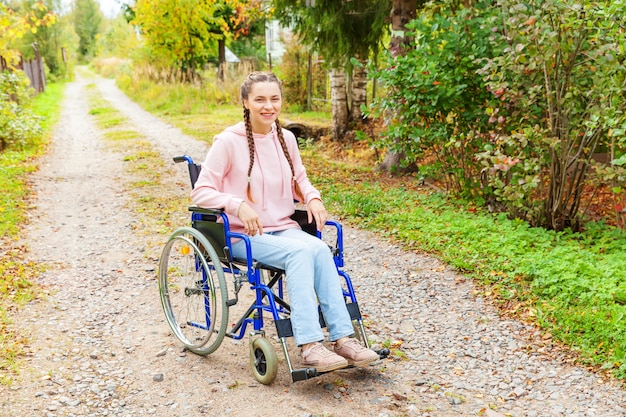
left=60, top=0, right=122, bottom=18
left=98, top=0, right=122, bottom=18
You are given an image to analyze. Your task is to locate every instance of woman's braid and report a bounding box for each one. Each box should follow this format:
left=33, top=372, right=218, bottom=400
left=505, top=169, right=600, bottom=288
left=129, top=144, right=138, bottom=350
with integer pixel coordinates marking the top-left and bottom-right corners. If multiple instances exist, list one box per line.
left=275, top=119, right=304, bottom=202
left=243, top=107, right=256, bottom=202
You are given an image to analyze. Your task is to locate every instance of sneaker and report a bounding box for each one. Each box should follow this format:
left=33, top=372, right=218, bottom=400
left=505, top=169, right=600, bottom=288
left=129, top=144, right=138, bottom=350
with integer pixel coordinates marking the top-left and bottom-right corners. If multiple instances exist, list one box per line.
left=334, top=338, right=379, bottom=367
left=301, top=342, right=349, bottom=372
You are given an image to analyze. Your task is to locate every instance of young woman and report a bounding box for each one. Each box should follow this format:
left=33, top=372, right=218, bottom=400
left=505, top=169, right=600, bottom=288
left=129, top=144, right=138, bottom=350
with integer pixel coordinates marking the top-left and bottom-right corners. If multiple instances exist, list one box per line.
left=190, top=71, right=378, bottom=372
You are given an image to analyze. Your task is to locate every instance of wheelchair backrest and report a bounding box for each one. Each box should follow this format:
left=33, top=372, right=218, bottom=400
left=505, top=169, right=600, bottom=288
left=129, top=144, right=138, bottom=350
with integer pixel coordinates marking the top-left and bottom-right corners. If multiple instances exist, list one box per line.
left=188, top=163, right=202, bottom=189
left=173, top=155, right=202, bottom=189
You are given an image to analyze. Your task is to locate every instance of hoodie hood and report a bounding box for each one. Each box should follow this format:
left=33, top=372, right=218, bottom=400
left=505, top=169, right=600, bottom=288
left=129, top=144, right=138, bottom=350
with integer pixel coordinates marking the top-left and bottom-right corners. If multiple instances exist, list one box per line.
left=221, top=121, right=248, bottom=137
left=220, top=121, right=277, bottom=139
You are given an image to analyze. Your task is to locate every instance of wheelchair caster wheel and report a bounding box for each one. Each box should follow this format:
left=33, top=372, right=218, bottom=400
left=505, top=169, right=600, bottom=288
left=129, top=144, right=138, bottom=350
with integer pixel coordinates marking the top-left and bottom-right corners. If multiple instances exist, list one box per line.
left=250, top=337, right=278, bottom=385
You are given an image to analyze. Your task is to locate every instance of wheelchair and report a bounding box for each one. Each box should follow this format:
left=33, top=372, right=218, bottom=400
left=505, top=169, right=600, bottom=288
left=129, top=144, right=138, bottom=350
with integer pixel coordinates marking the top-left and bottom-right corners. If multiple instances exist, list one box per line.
left=158, top=155, right=388, bottom=385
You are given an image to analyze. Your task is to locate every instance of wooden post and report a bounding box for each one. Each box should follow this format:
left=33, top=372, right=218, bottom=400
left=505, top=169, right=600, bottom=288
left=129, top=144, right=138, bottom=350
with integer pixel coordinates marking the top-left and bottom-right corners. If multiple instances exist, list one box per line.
left=32, top=42, right=45, bottom=93
left=218, top=39, right=226, bottom=82
left=62, top=47, right=68, bottom=78
left=307, top=53, right=312, bottom=111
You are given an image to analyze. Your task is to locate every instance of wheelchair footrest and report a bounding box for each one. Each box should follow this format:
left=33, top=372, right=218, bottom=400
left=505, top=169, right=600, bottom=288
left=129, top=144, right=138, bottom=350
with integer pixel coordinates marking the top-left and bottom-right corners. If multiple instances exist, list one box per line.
left=291, top=367, right=318, bottom=382
left=376, top=348, right=390, bottom=359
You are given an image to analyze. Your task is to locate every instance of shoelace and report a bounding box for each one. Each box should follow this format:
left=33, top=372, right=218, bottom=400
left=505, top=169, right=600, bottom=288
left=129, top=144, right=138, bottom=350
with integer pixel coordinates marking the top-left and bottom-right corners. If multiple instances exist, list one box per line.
left=339, top=339, right=365, bottom=352
left=303, top=343, right=332, bottom=359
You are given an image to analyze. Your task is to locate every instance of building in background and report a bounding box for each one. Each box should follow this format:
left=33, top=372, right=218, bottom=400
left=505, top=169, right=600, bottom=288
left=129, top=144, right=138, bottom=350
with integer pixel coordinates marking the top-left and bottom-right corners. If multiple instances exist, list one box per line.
left=265, top=18, right=291, bottom=67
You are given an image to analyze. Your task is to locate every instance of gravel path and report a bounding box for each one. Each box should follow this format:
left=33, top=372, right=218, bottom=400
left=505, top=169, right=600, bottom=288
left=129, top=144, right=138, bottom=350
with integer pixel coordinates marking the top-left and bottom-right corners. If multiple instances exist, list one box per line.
left=2, top=73, right=626, bottom=417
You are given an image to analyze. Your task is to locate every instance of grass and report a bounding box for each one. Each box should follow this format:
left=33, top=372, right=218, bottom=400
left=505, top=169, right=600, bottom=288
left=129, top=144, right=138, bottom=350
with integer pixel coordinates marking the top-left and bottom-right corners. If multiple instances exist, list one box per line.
left=115, top=70, right=241, bottom=140
left=112, top=70, right=626, bottom=382
left=0, top=81, right=65, bottom=384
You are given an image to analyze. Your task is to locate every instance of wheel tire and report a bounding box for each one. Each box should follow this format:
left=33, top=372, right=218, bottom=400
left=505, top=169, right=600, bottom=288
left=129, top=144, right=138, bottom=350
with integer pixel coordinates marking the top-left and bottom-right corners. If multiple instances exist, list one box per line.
left=250, top=337, right=278, bottom=385
left=158, top=227, right=229, bottom=355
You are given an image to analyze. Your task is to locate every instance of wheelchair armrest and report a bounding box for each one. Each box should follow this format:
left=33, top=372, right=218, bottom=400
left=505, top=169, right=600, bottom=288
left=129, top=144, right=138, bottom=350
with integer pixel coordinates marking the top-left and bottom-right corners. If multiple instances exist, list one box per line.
left=189, top=206, right=224, bottom=216
left=323, top=219, right=345, bottom=268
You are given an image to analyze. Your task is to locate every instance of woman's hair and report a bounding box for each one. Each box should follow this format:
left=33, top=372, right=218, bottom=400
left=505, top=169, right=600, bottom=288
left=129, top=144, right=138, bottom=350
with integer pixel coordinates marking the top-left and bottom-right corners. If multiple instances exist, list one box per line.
left=241, top=71, right=304, bottom=203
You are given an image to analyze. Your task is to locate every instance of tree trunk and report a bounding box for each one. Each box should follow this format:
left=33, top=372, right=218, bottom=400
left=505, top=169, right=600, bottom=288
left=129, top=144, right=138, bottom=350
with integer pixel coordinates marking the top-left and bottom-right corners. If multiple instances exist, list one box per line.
left=330, top=68, right=349, bottom=141
left=379, top=0, right=418, bottom=173
left=350, top=58, right=368, bottom=122
left=389, top=0, right=417, bottom=56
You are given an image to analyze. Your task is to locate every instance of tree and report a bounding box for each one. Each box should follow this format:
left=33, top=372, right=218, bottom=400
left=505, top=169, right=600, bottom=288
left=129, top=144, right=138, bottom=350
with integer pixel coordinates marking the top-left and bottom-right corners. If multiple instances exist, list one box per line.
left=97, top=14, right=139, bottom=58
left=376, top=0, right=418, bottom=172
left=74, top=0, right=102, bottom=59
left=0, top=2, right=55, bottom=150
left=1, top=1, right=56, bottom=68
left=132, top=0, right=223, bottom=81
left=369, top=0, right=626, bottom=231
left=370, top=4, right=497, bottom=183
left=16, top=0, right=65, bottom=77
left=271, top=0, right=390, bottom=140
left=377, top=0, right=490, bottom=173
left=227, top=15, right=266, bottom=66
left=131, top=0, right=264, bottom=82
left=330, top=68, right=348, bottom=140
left=216, top=0, right=266, bottom=80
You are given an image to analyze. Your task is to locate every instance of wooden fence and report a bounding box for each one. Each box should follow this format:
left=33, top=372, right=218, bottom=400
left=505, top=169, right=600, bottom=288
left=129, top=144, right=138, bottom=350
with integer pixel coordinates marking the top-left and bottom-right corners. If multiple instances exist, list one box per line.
left=0, top=43, right=46, bottom=94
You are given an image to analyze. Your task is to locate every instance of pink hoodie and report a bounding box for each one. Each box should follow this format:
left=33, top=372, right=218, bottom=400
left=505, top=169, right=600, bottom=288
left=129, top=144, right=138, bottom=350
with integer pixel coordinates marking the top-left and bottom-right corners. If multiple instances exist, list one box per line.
left=190, top=121, right=321, bottom=234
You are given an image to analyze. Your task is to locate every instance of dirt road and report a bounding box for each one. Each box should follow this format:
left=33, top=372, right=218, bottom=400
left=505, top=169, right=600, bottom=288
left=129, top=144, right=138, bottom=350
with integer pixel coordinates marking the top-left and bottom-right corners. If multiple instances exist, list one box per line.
left=2, top=72, right=626, bottom=417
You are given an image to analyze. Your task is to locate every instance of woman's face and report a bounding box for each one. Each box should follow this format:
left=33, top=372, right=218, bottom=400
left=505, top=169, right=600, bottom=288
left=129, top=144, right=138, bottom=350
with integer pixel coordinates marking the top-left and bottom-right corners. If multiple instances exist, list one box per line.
left=243, top=81, right=282, bottom=134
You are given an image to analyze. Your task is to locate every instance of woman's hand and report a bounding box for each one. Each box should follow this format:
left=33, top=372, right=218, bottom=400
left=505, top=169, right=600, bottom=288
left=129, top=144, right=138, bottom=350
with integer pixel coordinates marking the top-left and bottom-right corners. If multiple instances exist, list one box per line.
left=238, top=202, right=263, bottom=235
left=307, top=198, right=327, bottom=232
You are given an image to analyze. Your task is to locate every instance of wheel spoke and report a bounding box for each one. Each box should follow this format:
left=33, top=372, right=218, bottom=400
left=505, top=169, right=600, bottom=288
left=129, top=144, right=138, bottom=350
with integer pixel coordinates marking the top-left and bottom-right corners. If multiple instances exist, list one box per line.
left=159, top=227, right=229, bottom=355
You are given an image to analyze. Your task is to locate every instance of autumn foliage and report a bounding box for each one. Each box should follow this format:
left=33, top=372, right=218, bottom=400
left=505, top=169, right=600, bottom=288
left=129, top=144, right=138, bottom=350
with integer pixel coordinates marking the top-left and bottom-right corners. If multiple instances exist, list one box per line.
left=0, top=1, right=56, bottom=68
left=131, top=0, right=265, bottom=82
left=368, top=0, right=626, bottom=232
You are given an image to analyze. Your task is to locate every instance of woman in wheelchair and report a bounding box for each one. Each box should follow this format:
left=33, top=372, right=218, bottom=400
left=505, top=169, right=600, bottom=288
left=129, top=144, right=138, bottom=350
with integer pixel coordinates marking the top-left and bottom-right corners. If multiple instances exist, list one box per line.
left=190, top=71, right=379, bottom=373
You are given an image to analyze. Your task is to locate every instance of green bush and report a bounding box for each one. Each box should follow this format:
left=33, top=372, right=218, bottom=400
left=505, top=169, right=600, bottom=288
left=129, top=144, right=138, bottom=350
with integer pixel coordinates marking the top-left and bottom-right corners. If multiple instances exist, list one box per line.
left=478, top=0, right=626, bottom=231
left=368, top=4, right=499, bottom=196
left=369, top=0, right=626, bottom=232
left=0, top=71, right=43, bottom=151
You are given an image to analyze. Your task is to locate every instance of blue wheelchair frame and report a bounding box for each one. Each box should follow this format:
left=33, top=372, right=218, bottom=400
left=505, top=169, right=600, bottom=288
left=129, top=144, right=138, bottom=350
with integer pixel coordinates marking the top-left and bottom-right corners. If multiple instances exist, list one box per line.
left=164, top=155, right=386, bottom=383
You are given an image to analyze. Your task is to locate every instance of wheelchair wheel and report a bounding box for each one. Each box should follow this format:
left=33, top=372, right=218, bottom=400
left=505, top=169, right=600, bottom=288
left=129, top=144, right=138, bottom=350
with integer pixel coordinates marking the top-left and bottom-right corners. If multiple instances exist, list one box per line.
left=159, top=227, right=229, bottom=355
left=249, top=337, right=278, bottom=385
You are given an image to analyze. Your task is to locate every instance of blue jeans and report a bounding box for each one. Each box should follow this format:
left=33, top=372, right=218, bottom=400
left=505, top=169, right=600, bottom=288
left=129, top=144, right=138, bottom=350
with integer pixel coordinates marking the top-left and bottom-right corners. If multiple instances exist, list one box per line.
left=231, top=228, right=354, bottom=346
